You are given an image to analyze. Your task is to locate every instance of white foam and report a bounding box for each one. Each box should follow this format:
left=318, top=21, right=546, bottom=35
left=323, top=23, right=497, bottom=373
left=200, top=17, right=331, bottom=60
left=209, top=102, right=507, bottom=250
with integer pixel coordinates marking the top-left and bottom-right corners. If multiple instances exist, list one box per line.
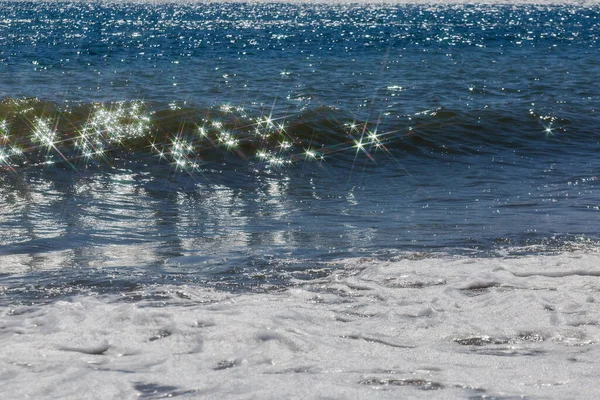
left=2, top=251, right=600, bottom=398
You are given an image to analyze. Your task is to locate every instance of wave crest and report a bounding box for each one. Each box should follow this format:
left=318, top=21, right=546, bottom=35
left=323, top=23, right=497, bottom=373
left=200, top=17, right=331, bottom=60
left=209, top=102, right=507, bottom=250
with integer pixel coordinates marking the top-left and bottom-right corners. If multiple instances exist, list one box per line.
left=0, top=98, right=592, bottom=170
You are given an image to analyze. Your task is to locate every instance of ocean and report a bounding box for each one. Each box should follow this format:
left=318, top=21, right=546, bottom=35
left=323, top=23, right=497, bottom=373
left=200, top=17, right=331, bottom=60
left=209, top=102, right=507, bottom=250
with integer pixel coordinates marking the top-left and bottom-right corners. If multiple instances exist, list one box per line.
left=1, top=1, right=600, bottom=398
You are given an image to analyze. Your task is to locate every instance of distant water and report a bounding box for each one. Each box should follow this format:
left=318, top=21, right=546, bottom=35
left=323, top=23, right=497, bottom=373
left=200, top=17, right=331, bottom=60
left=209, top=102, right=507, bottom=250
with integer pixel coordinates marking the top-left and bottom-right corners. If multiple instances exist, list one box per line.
left=0, top=2, right=599, bottom=295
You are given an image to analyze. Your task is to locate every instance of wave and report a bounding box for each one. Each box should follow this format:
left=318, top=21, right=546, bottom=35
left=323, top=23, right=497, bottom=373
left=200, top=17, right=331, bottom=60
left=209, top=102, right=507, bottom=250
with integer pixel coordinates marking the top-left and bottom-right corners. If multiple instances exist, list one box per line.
left=0, top=97, right=595, bottom=170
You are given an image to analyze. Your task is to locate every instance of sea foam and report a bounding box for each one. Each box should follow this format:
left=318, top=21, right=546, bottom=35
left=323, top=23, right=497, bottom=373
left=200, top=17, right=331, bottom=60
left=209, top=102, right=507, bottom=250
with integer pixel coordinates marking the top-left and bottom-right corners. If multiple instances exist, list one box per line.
left=2, top=251, right=600, bottom=398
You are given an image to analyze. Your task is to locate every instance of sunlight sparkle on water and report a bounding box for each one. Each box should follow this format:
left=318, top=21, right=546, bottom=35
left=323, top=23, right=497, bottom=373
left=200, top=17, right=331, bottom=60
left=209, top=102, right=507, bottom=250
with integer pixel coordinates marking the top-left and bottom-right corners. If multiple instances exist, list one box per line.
left=0, top=98, right=396, bottom=171
left=32, top=118, right=57, bottom=149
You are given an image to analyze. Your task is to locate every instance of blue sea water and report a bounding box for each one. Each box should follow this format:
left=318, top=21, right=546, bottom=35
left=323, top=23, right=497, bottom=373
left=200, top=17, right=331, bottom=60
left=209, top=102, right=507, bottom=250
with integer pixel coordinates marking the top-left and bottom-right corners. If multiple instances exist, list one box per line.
left=1, top=1, right=599, bottom=302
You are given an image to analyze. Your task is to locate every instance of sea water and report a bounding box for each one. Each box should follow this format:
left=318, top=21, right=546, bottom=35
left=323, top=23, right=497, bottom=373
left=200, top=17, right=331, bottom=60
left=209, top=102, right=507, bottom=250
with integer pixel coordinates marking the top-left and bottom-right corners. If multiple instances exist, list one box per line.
left=1, top=1, right=600, bottom=398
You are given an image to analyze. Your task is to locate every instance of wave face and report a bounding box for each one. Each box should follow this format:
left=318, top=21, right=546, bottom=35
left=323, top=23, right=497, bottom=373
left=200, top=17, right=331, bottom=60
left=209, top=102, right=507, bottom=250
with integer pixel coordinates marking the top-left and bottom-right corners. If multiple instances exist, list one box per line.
left=0, top=97, right=598, bottom=169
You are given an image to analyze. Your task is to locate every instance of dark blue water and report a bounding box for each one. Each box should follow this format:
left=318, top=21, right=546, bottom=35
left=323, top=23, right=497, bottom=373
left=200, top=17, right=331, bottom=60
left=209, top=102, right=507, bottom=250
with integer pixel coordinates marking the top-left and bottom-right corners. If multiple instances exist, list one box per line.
left=1, top=2, right=599, bottom=301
